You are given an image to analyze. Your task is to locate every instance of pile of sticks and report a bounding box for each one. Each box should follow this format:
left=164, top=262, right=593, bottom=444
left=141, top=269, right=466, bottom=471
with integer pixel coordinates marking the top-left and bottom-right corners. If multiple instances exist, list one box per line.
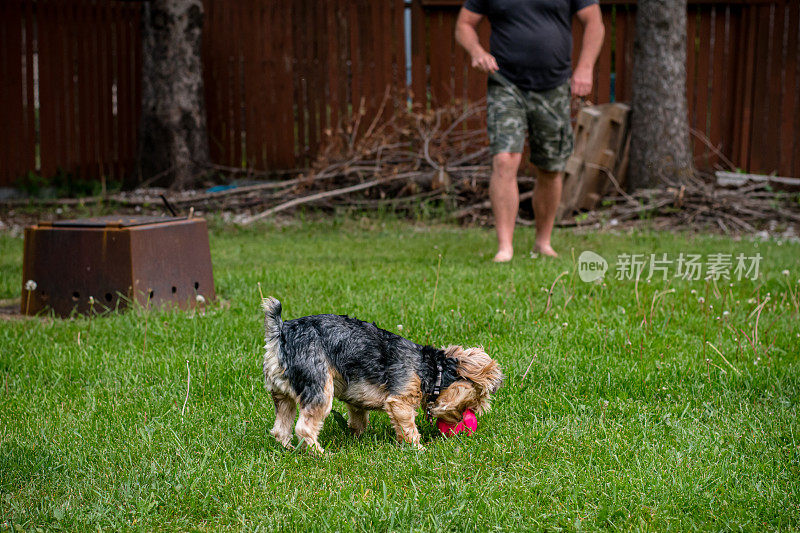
left=573, top=173, right=800, bottom=233
left=3, top=93, right=798, bottom=234
left=146, top=95, right=502, bottom=223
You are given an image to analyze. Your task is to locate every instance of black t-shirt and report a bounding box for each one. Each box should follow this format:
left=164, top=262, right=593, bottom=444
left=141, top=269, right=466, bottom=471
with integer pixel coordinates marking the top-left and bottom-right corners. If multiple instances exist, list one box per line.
left=463, top=0, right=598, bottom=91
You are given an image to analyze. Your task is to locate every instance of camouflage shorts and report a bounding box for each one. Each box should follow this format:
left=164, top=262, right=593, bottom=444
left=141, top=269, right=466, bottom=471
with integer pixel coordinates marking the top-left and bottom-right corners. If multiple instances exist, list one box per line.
left=487, top=79, right=574, bottom=172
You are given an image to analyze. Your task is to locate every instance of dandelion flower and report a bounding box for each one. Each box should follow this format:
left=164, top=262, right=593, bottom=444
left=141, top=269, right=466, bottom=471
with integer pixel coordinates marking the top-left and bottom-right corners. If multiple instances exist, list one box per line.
left=195, top=294, right=206, bottom=304
left=782, top=269, right=790, bottom=276
left=24, top=280, right=37, bottom=291
left=397, top=324, right=403, bottom=331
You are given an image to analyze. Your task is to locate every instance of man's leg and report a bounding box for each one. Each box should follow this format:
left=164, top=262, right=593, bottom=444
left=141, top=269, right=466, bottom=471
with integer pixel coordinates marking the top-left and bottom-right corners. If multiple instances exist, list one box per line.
left=490, top=152, right=523, bottom=262
left=532, top=167, right=563, bottom=257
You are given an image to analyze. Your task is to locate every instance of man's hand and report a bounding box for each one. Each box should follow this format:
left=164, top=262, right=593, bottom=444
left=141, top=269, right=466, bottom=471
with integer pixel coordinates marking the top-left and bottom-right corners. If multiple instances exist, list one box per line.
left=456, top=8, right=498, bottom=73
left=571, top=64, right=593, bottom=97
left=573, top=4, right=604, bottom=97
left=471, top=49, right=499, bottom=73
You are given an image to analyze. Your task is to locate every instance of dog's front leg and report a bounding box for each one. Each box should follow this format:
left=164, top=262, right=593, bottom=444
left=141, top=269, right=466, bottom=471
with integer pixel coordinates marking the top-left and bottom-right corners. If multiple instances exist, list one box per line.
left=385, top=397, right=424, bottom=450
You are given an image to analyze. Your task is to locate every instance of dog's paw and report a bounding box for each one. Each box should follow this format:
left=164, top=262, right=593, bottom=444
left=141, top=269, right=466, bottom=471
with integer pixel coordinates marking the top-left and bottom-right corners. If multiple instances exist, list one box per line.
left=297, top=438, right=325, bottom=455
left=270, top=429, right=293, bottom=448
left=348, top=425, right=366, bottom=437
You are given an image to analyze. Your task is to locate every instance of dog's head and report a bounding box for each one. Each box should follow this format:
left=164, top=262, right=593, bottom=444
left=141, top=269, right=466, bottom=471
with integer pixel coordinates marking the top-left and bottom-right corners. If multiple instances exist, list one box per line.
left=427, top=345, right=503, bottom=425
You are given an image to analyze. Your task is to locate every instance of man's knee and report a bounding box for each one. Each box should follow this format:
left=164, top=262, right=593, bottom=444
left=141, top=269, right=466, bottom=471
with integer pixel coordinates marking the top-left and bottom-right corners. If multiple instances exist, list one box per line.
left=492, top=152, right=522, bottom=180
left=535, top=167, right=563, bottom=182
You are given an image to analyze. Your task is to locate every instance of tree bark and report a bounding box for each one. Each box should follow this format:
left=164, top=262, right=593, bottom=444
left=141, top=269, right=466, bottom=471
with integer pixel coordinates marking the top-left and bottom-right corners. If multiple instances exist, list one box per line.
left=629, top=0, right=694, bottom=189
left=138, top=0, right=209, bottom=189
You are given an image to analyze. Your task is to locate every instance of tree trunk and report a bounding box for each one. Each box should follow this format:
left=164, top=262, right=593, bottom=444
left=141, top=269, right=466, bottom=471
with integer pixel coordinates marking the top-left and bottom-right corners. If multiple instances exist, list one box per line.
left=629, top=0, right=694, bottom=189
left=138, top=0, right=209, bottom=189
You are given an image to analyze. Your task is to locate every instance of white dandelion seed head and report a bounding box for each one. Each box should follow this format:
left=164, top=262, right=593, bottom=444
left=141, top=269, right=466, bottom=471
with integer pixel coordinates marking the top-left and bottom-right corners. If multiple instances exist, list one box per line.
left=691, top=289, right=697, bottom=295
left=723, top=310, right=730, bottom=316
left=195, top=294, right=206, bottom=304
left=88, top=296, right=94, bottom=305
left=397, top=324, right=403, bottom=331
left=698, top=297, right=705, bottom=303
left=25, top=280, right=37, bottom=291
left=782, top=269, right=790, bottom=276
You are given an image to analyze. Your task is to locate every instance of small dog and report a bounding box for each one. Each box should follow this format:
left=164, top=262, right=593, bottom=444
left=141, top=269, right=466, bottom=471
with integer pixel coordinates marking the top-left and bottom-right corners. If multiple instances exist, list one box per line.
left=262, top=297, right=503, bottom=452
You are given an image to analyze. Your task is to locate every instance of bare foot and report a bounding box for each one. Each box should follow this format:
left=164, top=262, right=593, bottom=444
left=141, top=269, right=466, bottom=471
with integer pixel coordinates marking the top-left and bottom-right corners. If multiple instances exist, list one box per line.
left=493, top=249, right=513, bottom=262
left=533, top=243, right=558, bottom=258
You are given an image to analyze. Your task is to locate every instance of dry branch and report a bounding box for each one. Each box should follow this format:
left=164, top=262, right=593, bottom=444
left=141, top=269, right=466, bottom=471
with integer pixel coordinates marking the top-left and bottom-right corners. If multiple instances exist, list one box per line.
left=4, top=94, right=798, bottom=235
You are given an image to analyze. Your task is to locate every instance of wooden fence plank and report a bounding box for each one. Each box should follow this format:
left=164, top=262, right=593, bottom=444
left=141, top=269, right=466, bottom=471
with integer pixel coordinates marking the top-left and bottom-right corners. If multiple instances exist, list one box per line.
left=411, top=0, right=428, bottom=106
left=791, top=2, right=800, bottom=178
left=279, top=2, right=296, bottom=168
left=119, top=1, right=133, bottom=179
left=596, top=9, right=613, bottom=103
left=325, top=0, right=340, bottom=135
left=112, top=0, right=124, bottom=174
left=707, top=5, right=727, bottom=168
left=735, top=5, right=758, bottom=170
left=41, top=0, right=63, bottom=177
left=0, top=0, right=22, bottom=185
left=764, top=1, right=784, bottom=174
left=781, top=1, right=799, bottom=176
left=392, top=0, right=407, bottom=99
left=94, top=0, right=107, bottom=178
left=22, top=0, right=36, bottom=179
left=132, top=1, right=143, bottom=180
left=79, top=1, right=93, bottom=177
left=748, top=4, right=772, bottom=172
left=686, top=6, right=698, bottom=146
left=694, top=7, right=712, bottom=166
left=59, top=0, right=74, bottom=172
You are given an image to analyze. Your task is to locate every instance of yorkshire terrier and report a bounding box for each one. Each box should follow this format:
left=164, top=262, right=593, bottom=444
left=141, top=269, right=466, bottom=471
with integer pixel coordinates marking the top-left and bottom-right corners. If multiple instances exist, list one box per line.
left=262, top=297, right=503, bottom=453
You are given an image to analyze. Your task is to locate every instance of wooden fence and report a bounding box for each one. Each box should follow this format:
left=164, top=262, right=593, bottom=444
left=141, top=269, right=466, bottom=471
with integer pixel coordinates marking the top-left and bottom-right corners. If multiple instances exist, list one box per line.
left=0, top=0, right=141, bottom=187
left=0, top=0, right=798, bottom=187
left=201, top=0, right=406, bottom=171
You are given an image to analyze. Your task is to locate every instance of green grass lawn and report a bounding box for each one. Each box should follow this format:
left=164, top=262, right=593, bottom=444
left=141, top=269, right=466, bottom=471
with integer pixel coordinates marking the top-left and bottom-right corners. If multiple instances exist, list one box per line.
left=1, top=218, right=799, bottom=531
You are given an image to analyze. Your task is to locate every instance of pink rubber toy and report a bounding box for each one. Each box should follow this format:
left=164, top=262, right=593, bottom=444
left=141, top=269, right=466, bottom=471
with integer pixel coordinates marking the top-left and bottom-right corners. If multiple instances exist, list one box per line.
left=436, top=408, right=477, bottom=437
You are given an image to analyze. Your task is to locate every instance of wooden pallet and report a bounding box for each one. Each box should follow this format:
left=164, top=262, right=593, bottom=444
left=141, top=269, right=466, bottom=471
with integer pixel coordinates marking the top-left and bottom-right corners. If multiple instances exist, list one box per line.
left=557, top=103, right=631, bottom=220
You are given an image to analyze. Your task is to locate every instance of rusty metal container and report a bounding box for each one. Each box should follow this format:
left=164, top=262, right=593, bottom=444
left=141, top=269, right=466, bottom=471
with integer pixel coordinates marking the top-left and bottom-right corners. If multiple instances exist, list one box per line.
left=21, top=216, right=215, bottom=316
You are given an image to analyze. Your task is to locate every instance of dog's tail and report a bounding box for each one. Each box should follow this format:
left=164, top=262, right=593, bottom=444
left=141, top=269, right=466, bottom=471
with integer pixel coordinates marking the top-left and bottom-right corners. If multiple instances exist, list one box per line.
left=262, top=297, right=283, bottom=342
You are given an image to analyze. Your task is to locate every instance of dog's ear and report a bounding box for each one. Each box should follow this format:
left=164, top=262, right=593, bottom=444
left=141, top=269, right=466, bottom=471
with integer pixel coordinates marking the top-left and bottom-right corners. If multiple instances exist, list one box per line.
left=444, top=345, right=504, bottom=396
left=428, top=381, right=474, bottom=421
